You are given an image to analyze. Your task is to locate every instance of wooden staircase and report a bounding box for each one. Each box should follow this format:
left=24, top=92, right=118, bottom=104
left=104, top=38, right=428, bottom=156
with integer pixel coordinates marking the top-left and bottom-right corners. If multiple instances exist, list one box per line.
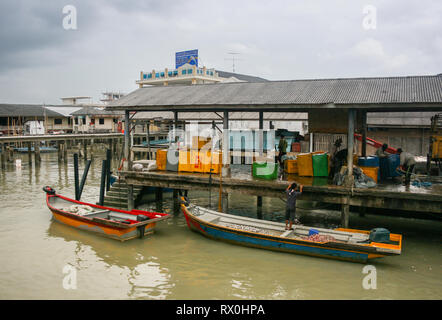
left=102, top=180, right=143, bottom=210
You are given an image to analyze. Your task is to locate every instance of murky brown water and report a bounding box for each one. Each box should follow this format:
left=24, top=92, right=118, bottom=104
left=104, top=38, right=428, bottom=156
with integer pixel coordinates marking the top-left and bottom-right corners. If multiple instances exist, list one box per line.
left=0, top=149, right=441, bottom=299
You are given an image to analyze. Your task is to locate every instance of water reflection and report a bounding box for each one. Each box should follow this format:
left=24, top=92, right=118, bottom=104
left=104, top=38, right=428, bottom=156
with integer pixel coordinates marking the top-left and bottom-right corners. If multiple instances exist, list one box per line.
left=46, top=220, right=173, bottom=299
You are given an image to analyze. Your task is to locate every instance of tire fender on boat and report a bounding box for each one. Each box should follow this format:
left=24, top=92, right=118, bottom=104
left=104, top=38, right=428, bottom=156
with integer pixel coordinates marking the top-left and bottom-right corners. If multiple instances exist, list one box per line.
left=42, top=186, right=56, bottom=195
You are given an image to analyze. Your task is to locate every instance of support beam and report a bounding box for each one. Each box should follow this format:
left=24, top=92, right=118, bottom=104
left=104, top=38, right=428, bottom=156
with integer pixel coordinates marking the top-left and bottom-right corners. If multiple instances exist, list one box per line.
left=222, top=111, right=230, bottom=177
left=27, top=142, right=32, bottom=165
left=173, top=111, right=179, bottom=143
left=127, top=184, right=134, bottom=211
left=257, top=195, right=263, bottom=219
left=361, top=110, right=367, bottom=158
left=1, top=143, right=6, bottom=169
left=345, top=109, right=356, bottom=187
left=124, top=110, right=131, bottom=171
left=258, top=111, right=264, bottom=156
left=173, top=189, right=180, bottom=214
left=221, top=192, right=228, bottom=213
left=341, top=203, right=350, bottom=228
left=83, top=140, right=88, bottom=160
left=34, top=141, right=41, bottom=164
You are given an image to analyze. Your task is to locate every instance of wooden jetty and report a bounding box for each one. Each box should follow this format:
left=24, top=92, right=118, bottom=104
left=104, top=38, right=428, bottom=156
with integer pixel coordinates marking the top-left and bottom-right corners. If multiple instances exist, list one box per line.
left=119, top=170, right=442, bottom=227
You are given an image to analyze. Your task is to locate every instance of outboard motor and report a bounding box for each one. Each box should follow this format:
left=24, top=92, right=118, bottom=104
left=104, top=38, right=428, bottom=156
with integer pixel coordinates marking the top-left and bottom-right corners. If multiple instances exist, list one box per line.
left=369, top=228, right=391, bottom=243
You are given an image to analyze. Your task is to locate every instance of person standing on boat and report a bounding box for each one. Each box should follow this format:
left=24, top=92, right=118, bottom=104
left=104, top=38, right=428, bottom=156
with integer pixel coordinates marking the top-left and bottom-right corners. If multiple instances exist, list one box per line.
left=285, top=182, right=303, bottom=230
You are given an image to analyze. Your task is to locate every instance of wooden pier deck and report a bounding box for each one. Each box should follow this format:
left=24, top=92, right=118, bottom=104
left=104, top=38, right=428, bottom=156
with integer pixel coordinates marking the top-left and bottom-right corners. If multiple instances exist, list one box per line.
left=119, top=169, right=442, bottom=226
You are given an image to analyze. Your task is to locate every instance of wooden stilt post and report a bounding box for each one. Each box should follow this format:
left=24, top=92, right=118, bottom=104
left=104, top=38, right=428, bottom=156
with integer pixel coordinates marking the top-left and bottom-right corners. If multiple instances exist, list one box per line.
left=257, top=196, right=263, bottom=219
left=124, top=111, right=131, bottom=170
left=345, top=109, right=355, bottom=187
left=34, top=141, right=41, bottom=164
left=83, top=140, right=88, bottom=160
left=63, top=142, right=68, bottom=162
left=155, top=187, right=163, bottom=212
left=127, top=184, right=134, bottom=211
left=173, top=189, right=179, bottom=214
left=74, top=153, right=80, bottom=200
left=341, top=203, right=350, bottom=228
left=1, top=143, right=5, bottom=169
left=98, top=159, right=106, bottom=206
left=57, top=141, right=62, bottom=161
left=361, top=110, right=367, bottom=158
left=221, top=192, right=228, bottom=213
left=27, top=141, right=32, bottom=165
left=222, top=111, right=230, bottom=177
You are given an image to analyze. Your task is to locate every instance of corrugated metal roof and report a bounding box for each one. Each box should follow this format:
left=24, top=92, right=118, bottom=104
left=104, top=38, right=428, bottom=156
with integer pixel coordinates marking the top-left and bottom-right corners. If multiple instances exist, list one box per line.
left=0, top=104, right=65, bottom=117
left=71, top=106, right=123, bottom=116
left=215, top=70, right=269, bottom=83
left=133, top=111, right=307, bottom=121
left=108, top=74, right=442, bottom=111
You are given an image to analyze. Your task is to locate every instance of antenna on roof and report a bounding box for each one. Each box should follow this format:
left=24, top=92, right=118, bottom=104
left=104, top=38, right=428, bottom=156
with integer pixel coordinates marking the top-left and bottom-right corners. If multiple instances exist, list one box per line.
left=225, top=52, right=243, bottom=73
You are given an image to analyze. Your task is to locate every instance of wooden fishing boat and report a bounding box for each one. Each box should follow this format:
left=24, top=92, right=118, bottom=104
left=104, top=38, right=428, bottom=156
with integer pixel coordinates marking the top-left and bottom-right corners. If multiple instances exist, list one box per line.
left=43, top=186, right=170, bottom=241
left=180, top=198, right=402, bottom=263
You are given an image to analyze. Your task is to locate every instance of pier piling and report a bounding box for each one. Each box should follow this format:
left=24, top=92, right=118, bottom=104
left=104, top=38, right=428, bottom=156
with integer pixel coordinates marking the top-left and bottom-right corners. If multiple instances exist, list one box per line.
left=1, top=143, right=5, bottom=169
left=34, top=142, right=41, bottom=164
left=127, top=184, right=134, bottom=211
left=257, top=196, right=263, bottom=219
left=27, top=142, right=32, bottom=165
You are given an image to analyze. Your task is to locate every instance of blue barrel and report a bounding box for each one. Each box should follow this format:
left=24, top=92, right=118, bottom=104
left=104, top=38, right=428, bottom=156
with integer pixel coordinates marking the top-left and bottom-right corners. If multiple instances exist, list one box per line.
left=388, top=154, right=401, bottom=177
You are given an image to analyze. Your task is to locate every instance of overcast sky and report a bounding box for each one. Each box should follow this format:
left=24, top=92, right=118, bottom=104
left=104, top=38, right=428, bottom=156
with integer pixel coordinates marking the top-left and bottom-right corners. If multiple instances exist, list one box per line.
left=0, top=0, right=441, bottom=104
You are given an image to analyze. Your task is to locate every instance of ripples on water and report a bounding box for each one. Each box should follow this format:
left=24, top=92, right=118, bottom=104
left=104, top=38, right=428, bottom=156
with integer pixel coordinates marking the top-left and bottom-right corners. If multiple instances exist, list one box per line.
left=0, top=150, right=440, bottom=299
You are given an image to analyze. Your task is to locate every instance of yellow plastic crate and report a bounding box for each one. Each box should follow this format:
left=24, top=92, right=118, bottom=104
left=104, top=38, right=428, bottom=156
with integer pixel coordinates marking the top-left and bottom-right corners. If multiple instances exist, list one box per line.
left=297, top=153, right=313, bottom=176
left=178, top=150, right=193, bottom=172
left=284, top=159, right=298, bottom=174
left=156, top=149, right=168, bottom=171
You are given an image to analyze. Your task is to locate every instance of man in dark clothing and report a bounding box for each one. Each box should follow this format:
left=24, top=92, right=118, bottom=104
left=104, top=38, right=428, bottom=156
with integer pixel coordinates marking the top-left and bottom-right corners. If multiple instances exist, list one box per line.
left=285, top=182, right=303, bottom=230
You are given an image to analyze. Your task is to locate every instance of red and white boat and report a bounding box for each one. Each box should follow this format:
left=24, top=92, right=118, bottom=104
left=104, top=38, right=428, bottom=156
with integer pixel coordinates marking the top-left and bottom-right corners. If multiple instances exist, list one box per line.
left=43, top=186, right=170, bottom=241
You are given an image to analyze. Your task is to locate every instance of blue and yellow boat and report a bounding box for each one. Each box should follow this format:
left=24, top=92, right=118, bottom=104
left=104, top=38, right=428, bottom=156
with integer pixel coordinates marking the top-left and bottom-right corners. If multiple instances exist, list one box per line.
left=180, top=198, right=402, bottom=263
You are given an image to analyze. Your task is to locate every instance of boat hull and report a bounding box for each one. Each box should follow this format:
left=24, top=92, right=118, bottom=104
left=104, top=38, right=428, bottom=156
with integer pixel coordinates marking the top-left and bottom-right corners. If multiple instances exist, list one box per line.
left=182, top=206, right=387, bottom=263
left=44, top=188, right=169, bottom=241
left=50, top=209, right=156, bottom=241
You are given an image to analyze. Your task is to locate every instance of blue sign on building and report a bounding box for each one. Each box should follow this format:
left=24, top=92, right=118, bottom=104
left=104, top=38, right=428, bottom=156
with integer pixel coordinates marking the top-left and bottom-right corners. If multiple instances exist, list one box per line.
left=175, top=49, right=198, bottom=69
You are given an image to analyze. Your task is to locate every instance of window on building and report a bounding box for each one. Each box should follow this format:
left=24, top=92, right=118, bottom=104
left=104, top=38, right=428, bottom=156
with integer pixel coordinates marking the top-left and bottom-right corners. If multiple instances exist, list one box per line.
left=74, top=118, right=78, bottom=125
left=68, top=118, right=72, bottom=125
left=99, top=118, right=104, bottom=125
left=188, top=69, right=192, bottom=74
left=82, top=118, right=86, bottom=125
left=182, top=69, right=187, bottom=75
left=54, top=118, right=63, bottom=125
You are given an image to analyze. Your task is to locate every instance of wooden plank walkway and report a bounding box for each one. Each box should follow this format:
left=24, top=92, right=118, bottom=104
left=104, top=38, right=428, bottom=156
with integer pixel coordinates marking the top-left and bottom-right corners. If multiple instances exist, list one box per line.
left=120, top=170, right=442, bottom=214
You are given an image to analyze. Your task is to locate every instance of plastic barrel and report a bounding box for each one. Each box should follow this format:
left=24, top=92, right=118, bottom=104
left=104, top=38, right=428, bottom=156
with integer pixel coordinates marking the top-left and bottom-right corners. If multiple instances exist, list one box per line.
left=312, top=153, right=329, bottom=177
